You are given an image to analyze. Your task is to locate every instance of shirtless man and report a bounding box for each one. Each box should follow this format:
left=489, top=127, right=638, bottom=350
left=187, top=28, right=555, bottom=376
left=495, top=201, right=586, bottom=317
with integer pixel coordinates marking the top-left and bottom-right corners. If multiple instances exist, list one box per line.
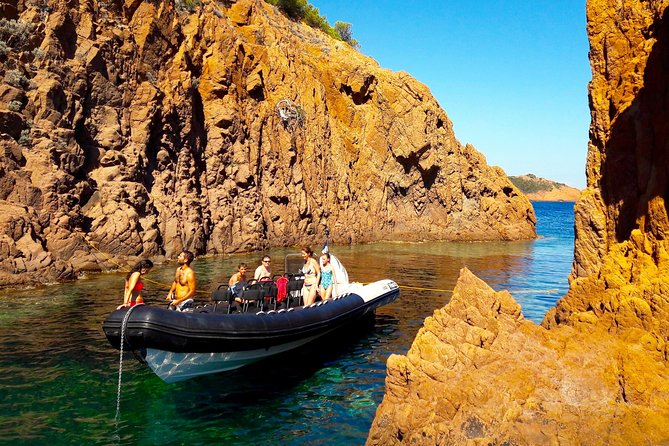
left=229, top=263, right=248, bottom=302
left=166, top=250, right=196, bottom=311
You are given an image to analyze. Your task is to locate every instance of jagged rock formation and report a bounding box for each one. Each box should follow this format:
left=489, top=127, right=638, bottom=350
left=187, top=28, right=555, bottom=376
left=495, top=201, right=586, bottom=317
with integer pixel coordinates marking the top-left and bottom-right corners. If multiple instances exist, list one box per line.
left=509, top=174, right=581, bottom=202
left=0, top=0, right=535, bottom=288
left=368, top=1, right=669, bottom=445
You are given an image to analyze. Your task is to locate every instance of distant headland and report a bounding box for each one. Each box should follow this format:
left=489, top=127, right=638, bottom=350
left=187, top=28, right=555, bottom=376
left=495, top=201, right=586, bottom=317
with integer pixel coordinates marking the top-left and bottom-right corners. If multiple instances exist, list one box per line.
left=509, top=174, right=581, bottom=202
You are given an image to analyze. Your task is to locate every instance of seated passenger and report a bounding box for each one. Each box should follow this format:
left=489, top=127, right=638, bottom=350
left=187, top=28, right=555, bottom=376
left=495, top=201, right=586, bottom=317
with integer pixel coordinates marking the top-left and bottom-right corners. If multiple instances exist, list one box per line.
left=318, top=253, right=337, bottom=300
left=300, top=246, right=320, bottom=306
left=254, top=256, right=272, bottom=281
left=229, top=263, right=248, bottom=302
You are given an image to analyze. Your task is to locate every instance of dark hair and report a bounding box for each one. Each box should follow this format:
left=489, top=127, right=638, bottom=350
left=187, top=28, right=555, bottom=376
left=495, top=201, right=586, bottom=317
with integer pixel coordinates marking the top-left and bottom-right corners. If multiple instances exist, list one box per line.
left=302, top=246, right=313, bottom=256
left=182, top=250, right=194, bottom=264
left=262, top=255, right=271, bottom=262
left=127, top=259, right=153, bottom=279
left=238, top=263, right=247, bottom=269
left=321, top=252, right=330, bottom=260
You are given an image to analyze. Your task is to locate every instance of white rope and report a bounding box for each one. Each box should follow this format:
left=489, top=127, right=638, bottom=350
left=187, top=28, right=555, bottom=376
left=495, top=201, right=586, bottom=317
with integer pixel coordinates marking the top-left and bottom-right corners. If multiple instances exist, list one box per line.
left=114, top=305, right=139, bottom=430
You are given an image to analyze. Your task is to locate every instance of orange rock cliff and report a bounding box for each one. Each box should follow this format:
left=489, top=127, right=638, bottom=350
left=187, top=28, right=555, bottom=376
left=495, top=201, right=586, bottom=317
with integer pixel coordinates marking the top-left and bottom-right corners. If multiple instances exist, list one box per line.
left=0, top=0, right=535, bottom=287
left=367, top=1, right=669, bottom=445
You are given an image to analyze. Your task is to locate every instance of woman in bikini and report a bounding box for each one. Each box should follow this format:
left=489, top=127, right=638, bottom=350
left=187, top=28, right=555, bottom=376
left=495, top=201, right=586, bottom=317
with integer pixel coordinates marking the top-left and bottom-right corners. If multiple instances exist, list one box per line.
left=301, top=246, right=320, bottom=306
left=118, top=259, right=153, bottom=309
left=318, top=253, right=337, bottom=300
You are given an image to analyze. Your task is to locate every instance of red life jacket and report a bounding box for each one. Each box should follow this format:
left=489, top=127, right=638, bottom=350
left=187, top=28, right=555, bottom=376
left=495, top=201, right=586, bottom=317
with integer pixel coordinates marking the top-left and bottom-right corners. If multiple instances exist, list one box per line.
left=276, top=276, right=288, bottom=302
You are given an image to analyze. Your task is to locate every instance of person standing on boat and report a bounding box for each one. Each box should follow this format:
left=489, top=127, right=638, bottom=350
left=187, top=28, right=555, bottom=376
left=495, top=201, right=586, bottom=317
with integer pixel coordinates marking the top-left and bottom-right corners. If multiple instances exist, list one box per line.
left=254, top=256, right=272, bottom=281
left=117, top=259, right=153, bottom=309
left=166, top=250, right=196, bottom=311
left=318, top=253, right=337, bottom=300
left=301, top=246, right=320, bottom=306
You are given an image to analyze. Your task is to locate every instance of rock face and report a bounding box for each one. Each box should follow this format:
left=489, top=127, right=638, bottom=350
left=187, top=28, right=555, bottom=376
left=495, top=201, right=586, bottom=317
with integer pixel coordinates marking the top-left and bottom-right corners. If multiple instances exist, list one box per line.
left=0, top=0, right=535, bottom=287
left=509, top=174, right=581, bottom=202
left=368, top=1, right=669, bottom=445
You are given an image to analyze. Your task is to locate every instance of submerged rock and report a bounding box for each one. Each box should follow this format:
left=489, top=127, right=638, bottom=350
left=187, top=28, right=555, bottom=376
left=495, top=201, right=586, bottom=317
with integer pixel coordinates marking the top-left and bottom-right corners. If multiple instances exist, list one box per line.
left=0, top=0, right=534, bottom=287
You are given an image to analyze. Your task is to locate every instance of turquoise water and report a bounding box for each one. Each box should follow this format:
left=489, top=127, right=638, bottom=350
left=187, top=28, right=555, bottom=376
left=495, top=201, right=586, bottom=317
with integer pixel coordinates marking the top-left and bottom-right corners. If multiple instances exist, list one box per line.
left=0, top=201, right=574, bottom=445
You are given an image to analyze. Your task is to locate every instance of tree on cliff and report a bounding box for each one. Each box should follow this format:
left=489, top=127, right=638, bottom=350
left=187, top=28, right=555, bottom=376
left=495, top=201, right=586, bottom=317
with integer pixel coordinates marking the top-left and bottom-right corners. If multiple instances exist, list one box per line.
left=334, top=21, right=360, bottom=49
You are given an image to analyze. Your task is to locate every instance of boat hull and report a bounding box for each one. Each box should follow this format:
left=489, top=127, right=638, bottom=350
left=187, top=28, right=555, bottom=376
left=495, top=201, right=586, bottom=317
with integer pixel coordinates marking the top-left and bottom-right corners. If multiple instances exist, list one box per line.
left=103, top=280, right=399, bottom=382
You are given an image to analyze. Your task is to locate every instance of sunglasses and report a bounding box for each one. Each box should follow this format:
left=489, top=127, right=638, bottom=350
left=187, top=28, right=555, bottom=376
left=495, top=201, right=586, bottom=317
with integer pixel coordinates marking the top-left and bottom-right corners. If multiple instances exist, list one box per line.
left=263, top=260, right=271, bottom=263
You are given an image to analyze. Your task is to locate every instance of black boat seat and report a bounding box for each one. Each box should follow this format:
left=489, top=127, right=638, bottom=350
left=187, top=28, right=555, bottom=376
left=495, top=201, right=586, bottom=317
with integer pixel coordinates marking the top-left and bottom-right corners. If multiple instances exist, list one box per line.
left=239, top=283, right=264, bottom=313
left=253, top=279, right=279, bottom=311
left=285, top=275, right=305, bottom=308
left=211, top=285, right=234, bottom=313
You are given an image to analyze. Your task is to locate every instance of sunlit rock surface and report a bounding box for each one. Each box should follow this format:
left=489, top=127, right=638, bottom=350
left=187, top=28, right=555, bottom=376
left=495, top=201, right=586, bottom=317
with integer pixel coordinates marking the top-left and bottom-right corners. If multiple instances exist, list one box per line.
left=368, top=1, right=669, bottom=444
left=0, top=0, right=534, bottom=287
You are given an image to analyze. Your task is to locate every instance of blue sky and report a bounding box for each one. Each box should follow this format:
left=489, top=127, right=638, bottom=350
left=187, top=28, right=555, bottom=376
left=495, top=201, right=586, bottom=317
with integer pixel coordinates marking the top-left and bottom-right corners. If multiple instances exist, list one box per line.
left=311, top=1, right=591, bottom=189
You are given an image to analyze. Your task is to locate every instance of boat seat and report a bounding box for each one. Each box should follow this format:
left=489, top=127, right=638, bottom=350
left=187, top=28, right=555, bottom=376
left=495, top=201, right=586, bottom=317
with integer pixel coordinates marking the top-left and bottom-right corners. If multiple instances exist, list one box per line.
left=258, top=279, right=279, bottom=311
left=286, top=275, right=305, bottom=308
left=211, top=284, right=234, bottom=313
left=239, top=283, right=264, bottom=313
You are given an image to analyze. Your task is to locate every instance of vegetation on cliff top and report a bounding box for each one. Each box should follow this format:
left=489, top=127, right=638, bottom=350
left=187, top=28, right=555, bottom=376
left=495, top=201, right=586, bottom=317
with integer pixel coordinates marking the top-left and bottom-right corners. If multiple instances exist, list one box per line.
left=509, top=174, right=569, bottom=194
left=173, top=0, right=359, bottom=48
left=265, top=0, right=359, bottom=48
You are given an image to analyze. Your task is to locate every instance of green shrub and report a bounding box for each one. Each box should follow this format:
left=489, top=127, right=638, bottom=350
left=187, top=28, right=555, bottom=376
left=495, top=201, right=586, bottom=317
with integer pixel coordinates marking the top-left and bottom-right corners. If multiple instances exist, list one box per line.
left=273, top=0, right=307, bottom=19
left=266, top=0, right=357, bottom=47
left=18, top=129, right=31, bottom=146
left=32, top=47, right=45, bottom=60
left=334, top=21, right=359, bottom=48
left=175, top=0, right=201, bottom=12
left=4, top=69, right=28, bottom=89
left=509, top=176, right=552, bottom=194
left=0, top=18, right=34, bottom=51
left=7, top=100, right=22, bottom=112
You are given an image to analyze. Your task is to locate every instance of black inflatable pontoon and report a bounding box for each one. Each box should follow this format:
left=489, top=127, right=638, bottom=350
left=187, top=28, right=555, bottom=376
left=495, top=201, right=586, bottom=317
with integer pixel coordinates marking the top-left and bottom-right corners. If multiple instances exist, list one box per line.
left=103, top=279, right=399, bottom=382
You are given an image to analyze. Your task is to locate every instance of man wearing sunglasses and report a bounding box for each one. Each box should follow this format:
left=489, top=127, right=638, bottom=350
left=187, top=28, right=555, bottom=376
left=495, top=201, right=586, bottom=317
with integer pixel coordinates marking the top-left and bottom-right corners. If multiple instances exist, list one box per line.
left=254, top=256, right=272, bottom=281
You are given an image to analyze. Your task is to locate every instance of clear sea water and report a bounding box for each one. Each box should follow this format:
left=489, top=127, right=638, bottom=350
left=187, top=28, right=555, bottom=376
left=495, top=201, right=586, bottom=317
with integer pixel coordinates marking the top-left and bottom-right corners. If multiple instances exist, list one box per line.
left=0, top=201, right=574, bottom=445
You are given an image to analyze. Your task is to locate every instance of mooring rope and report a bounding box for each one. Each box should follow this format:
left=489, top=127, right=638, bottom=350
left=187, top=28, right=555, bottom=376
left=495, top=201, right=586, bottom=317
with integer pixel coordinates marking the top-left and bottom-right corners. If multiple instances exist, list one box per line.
left=115, top=305, right=140, bottom=431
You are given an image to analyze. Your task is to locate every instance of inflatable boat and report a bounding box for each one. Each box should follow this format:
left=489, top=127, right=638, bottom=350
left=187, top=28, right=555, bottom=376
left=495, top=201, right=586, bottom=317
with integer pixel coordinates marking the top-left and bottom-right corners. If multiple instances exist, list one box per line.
left=103, top=253, right=399, bottom=383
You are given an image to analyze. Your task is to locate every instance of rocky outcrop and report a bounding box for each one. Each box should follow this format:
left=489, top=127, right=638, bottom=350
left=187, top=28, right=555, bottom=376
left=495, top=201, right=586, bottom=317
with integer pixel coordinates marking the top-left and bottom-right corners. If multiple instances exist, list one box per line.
left=369, top=269, right=669, bottom=445
left=368, top=1, right=669, bottom=444
left=0, top=0, right=535, bottom=287
left=509, top=174, right=581, bottom=202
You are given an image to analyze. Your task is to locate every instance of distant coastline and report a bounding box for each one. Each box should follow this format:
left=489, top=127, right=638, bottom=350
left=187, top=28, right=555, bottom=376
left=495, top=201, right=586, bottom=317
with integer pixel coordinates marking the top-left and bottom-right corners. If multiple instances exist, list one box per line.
left=509, top=174, right=581, bottom=202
